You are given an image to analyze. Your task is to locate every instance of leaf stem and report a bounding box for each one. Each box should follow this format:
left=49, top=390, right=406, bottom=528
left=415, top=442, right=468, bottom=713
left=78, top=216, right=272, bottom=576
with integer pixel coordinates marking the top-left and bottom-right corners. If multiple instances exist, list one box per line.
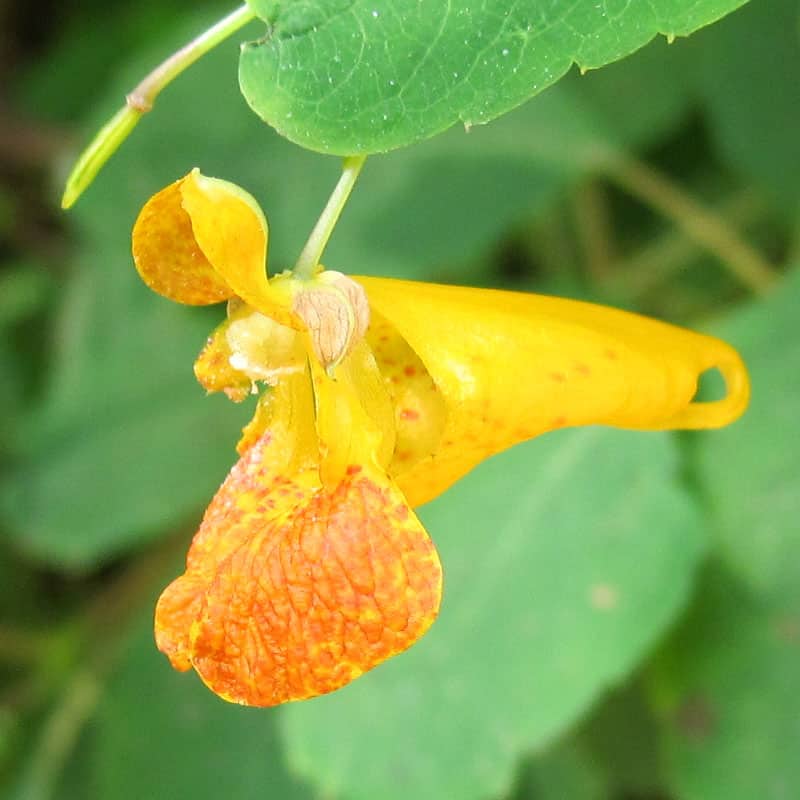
left=600, top=152, right=778, bottom=295
left=294, top=156, right=368, bottom=280
left=573, top=180, right=615, bottom=282
left=608, top=189, right=766, bottom=299
left=61, top=3, right=257, bottom=209
left=15, top=666, right=103, bottom=800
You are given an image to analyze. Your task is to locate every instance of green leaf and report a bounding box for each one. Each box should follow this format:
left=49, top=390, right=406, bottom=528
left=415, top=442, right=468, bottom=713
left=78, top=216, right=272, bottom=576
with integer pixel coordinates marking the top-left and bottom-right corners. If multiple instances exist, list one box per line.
left=281, top=428, right=706, bottom=800
left=510, top=740, right=608, bottom=800
left=239, top=0, right=749, bottom=154
left=0, top=234, right=251, bottom=568
left=581, top=679, right=666, bottom=797
left=92, top=614, right=315, bottom=800
left=649, top=269, right=800, bottom=800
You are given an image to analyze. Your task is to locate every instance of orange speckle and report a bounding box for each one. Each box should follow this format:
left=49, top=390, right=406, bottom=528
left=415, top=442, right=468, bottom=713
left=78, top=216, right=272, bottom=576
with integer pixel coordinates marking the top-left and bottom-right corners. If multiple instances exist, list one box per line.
left=549, top=371, right=567, bottom=383
left=551, top=415, right=567, bottom=427
left=403, top=365, right=417, bottom=377
left=574, top=362, right=591, bottom=376
left=400, top=408, right=420, bottom=421
left=604, top=348, right=618, bottom=361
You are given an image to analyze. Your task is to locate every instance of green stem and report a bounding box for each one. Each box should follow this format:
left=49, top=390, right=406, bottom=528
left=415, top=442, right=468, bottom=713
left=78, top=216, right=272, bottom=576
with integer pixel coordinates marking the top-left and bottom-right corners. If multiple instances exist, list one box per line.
left=294, top=156, right=368, bottom=280
left=61, top=4, right=256, bottom=209
left=600, top=152, right=778, bottom=295
left=608, top=189, right=766, bottom=299
left=573, top=180, right=615, bottom=282
left=15, top=531, right=188, bottom=799
left=16, top=667, right=103, bottom=800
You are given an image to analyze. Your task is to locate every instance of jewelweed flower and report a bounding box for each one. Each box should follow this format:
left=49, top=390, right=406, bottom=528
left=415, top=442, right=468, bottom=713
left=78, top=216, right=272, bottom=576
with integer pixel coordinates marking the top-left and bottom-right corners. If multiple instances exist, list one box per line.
left=132, top=169, right=749, bottom=707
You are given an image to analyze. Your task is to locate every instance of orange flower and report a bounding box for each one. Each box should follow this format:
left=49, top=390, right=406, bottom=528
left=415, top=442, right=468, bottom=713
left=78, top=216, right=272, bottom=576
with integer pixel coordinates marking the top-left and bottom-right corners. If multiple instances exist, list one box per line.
left=132, top=169, right=749, bottom=706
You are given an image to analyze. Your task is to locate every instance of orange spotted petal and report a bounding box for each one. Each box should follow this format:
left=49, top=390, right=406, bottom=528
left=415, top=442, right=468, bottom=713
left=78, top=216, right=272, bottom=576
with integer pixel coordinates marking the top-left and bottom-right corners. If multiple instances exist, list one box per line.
left=132, top=177, right=233, bottom=305
left=357, top=277, right=750, bottom=507
left=132, top=170, right=298, bottom=328
left=154, top=429, right=442, bottom=706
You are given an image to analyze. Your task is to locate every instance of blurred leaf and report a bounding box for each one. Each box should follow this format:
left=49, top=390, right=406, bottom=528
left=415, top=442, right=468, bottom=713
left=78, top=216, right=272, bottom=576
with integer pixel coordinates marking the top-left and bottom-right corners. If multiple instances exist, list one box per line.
left=0, top=185, right=17, bottom=240
left=239, top=0, right=749, bottom=154
left=15, top=0, right=208, bottom=125
left=693, top=268, right=800, bottom=596
left=0, top=264, right=53, bottom=455
left=89, top=614, right=315, bottom=800
left=689, top=0, right=800, bottom=206
left=510, top=740, right=608, bottom=800
left=281, top=428, right=706, bottom=800
left=581, top=679, right=665, bottom=797
left=0, top=218, right=252, bottom=567
left=0, top=265, right=51, bottom=329
left=650, top=566, right=799, bottom=800
left=649, top=269, right=800, bottom=800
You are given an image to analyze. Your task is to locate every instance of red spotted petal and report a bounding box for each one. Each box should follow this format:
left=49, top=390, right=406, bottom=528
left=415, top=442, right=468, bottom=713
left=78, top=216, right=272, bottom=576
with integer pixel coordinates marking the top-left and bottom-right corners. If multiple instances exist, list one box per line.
left=155, top=431, right=442, bottom=706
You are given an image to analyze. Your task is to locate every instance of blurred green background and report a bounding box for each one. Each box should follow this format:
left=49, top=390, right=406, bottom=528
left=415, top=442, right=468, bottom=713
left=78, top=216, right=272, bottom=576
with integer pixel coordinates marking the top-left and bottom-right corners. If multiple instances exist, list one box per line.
left=1, top=1, right=798, bottom=798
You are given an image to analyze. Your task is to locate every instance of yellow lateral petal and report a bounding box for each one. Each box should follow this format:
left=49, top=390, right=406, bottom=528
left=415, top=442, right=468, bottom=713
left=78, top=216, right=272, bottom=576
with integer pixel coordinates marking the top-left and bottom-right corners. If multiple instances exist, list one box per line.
left=358, top=277, right=750, bottom=507
left=132, top=177, right=234, bottom=305
left=179, top=170, right=300, bottom=329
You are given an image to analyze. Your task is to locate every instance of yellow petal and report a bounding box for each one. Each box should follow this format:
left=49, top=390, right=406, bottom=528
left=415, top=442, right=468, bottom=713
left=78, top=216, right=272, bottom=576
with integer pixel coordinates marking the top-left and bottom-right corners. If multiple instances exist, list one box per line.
left=310, top=338, right=396, bottom=487
left=358, top=277, right=750, bottom=507
left=132, top=177, right=234, bottom=305
left=155, top=427, right=442, bottom=707
left=193, top=317, right=252, bottom=402
left=365, top=309, right=447, bottom=475
left=132, top=170, right=301, bottom=327
left=179, top=171, right=299, bottom=329
left=235, top=360, right=319, bottom=460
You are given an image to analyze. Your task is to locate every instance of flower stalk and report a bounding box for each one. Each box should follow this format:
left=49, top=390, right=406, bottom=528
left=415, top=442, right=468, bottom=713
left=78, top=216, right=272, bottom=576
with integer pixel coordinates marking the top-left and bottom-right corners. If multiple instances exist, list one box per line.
left=293, top=156, right=368, bottom=280
left=61, top=4, right=256, bottom=209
